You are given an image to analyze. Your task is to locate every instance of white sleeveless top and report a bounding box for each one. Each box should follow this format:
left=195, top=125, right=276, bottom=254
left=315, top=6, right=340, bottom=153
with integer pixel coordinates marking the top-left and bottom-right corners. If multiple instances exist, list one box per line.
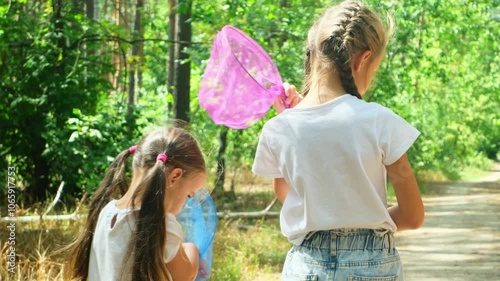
left=252, top=94, right=420, bottom=245
left=88, top=200, right=183, bottom=280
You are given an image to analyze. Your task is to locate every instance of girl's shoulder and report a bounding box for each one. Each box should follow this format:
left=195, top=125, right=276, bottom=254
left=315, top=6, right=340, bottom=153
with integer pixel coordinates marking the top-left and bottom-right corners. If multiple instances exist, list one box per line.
left=97, top=200, right=138, bottom=226
left=165, top=213, right=183, bottom=236
left=366, top=100, right=392, bottom=111
left=99, top=200, right=119, bottom=216
left=360, top=100, right=407, bottom=123
left=261, top=114, right=288, bottom=138
left=367, top=101, right=409, bottom=122
left=104, top=200, right=137, bottom=214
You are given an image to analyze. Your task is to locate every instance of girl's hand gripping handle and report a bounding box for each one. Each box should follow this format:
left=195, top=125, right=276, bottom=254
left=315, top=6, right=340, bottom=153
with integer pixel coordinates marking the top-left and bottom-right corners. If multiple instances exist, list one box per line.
left=273, top=82, right=302, bottom=114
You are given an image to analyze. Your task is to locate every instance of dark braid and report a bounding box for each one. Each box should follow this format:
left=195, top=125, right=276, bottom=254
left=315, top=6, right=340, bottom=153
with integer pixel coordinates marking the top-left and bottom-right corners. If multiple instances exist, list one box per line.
left=303, top=1, right=390, bottom=100
left=324, top=1, right=364, bottom=99
left=322, top=33, right=361, bottom=99
left=302, top=47, right=312, bottom=96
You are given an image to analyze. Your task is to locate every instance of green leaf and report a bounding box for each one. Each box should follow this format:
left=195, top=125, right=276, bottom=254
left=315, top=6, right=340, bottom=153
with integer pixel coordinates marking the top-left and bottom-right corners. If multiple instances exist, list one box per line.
left=69, top=132, right=79, bottom=142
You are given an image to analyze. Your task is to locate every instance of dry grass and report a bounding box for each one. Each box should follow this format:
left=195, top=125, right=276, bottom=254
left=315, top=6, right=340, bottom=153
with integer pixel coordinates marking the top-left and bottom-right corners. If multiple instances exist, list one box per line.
left=0, top=188, right=288, bottom=281
left=0, top=219, right=83, bottom=280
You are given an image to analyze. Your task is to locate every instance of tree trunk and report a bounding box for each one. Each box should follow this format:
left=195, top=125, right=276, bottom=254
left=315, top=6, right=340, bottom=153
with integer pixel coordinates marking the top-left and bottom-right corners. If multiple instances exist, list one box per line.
left=167, top=0, right=176, bottom=115
left=126, top=0, right=144, bottom=135
left=72, top=0, right=83, bottom=13
left=84, top=0, right=96, bottom=85
left=111, top=0, right=126, bottom=92
left=30, top=134, right=50, bottom=203
left=174, top=0, right=192, bottom=122
left=85, top=0, right=94, bottom=19
left=213, top=127, right=229, bottom=200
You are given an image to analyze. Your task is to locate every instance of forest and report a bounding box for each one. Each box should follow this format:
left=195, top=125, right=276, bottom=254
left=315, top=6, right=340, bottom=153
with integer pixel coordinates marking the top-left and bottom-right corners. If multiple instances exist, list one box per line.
left=1, top=0, right=498, bottom=204
left=0, top=0, right=498, bottom=279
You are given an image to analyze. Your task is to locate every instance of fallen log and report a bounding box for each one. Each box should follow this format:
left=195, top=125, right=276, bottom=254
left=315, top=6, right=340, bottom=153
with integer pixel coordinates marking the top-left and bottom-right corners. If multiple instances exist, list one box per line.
left=1, top=210, right=280, bottom=223
left=1, top=213, right=84, bottom=222
left=2, top=197, right=281, bottom=223
left=0, top=196, right=280, bottom=222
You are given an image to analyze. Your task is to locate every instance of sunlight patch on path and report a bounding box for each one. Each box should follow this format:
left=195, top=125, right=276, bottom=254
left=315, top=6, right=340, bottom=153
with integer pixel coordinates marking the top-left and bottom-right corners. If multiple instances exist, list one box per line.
left=396, top=163, right=500, bottom=281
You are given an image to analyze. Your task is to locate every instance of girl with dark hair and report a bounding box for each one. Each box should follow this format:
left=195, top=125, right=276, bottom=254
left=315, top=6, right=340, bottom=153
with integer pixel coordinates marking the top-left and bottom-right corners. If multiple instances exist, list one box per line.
left=66, top=126, right=207, bottom=281
left=253, top=1, right=424, bottom=280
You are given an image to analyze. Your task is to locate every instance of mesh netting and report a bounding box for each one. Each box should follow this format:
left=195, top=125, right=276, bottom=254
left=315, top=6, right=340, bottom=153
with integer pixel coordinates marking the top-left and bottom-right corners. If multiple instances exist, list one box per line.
left=177, top=189, right=218, bottom=280
left=198, top=25, right=284, bottom=129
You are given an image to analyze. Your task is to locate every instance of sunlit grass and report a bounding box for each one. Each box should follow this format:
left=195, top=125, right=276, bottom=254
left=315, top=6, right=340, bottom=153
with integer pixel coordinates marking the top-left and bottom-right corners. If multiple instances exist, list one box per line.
left=0, top=190, right=289, bottom=281
left=458, top=167, right=490, bottom=181
left=0, top=219, right=81, bottom=280
left=211, top=220, right=289, bottom=281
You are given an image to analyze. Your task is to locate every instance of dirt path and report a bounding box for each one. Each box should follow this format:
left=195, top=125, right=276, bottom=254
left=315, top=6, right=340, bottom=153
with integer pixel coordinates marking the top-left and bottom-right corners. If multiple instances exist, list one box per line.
left=396, top=162, right=500, bottom=280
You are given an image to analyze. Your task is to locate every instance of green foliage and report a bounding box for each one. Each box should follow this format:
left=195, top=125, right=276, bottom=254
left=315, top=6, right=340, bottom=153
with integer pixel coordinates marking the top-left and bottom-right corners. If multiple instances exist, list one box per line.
left=0, top=0, right=117, bottom=201
left=367, top=0, right=499, bottom=178
left=211, top=222, right=288, bottom=281
left=46, top=96, right=133, bottom=195
left=1, top=0, right=499, bottom=204
left=190, top=0, right=499, bottom=182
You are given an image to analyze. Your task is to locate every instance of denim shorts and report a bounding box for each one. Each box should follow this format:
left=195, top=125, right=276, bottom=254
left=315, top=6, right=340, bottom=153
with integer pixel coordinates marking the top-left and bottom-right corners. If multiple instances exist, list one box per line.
left=281, top=229, right=403, bottom=281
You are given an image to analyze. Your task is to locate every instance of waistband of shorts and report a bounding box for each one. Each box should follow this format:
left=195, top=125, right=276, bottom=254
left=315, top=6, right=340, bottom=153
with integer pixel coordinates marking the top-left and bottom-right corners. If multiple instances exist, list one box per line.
left=300, top=228, right=395, bottom=251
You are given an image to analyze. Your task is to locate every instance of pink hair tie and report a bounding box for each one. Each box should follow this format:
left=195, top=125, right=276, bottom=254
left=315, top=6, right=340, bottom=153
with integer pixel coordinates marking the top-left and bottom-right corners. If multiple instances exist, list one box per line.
left=156, top=153, right=168, bottom=163
left=129, top=145, right=138, bottom=154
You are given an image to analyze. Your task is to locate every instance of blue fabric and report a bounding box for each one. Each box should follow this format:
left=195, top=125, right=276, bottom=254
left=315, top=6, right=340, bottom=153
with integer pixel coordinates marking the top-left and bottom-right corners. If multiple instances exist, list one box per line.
left=282, top=229, right=403, bottom=281
left=177, top=189, right=218, bottom=280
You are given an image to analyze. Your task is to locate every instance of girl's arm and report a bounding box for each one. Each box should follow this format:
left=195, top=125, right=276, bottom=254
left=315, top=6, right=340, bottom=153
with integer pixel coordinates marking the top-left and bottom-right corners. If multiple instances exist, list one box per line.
left=270, top=83, right=299, bottom=200
left=273, top=178, right=291, bottom=204
left=166, top=242, right=199, bottom=281
left=386, top=153, right=425, bottom=230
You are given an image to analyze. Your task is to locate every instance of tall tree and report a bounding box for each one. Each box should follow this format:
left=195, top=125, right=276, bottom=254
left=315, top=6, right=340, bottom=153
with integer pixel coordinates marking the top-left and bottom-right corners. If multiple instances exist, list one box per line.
left=167, top=0, right=192, bottom=122
left=167, top=0, right=176, bottom=115
left=110, top=0, right=127, bottom=93
left=174, top=0, right=192, bottom=122
left=85, top=0, right=94, bottom=19
left=127, top=0, right=145, bottom=135
left=212, top=127, right=228, bottom=199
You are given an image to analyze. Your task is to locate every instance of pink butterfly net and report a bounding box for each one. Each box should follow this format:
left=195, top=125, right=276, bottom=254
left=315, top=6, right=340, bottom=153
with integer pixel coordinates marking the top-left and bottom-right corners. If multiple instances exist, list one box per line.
left=198, top=25, right=285, bottom=129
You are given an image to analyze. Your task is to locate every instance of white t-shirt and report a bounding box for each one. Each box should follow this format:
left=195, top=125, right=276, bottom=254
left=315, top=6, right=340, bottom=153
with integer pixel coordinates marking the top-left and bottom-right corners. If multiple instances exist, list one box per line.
left=88, top=200, right=183, bottom=281
left=252, top=94, right=420, bottom=245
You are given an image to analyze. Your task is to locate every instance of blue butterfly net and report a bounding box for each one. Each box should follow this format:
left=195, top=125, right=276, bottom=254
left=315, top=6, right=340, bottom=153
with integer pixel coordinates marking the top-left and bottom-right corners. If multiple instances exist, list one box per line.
left=176, top=189, right=218, bottom=280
